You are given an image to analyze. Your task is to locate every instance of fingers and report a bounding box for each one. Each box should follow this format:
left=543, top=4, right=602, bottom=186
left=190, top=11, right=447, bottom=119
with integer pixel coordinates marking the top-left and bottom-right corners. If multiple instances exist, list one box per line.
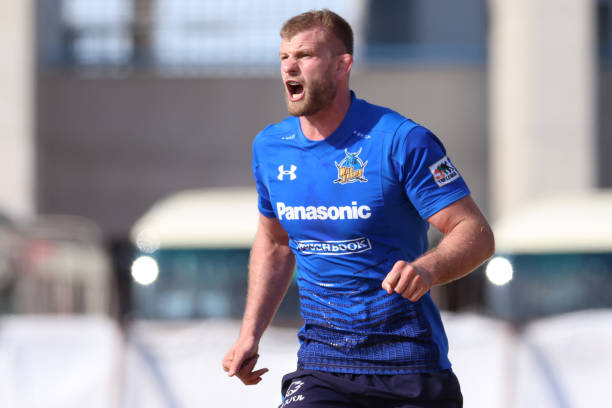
left=222, top=345, right=268, bottom=386
left=381, top=261, right=404, bottom=294
left=226, top=352, right=241, bottom=377
left=237, top=354, right=259, bottom=377
left=243, top=367, right=269, bottom=385
left=234, top=355, right=269, bottom=385
left=382, top=261, right=431, bottom=302
left=402, top=273, right=424, bottom=300
left=227, top=350, right=254, bottom=377
left=222, top=346, right=246, bottom=377
left=222, top=347, right=238, bottom=373
left=222, top=354, right=231, bottom=373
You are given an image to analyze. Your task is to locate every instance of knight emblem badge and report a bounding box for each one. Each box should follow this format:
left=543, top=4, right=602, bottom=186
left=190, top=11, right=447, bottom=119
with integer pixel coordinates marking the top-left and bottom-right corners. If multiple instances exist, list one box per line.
left=334, top=148, right=368, bottom=184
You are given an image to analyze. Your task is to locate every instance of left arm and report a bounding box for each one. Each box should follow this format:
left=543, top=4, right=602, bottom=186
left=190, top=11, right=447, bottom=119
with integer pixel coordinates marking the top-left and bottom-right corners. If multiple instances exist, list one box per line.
left=382, top=195, right=495, bottom=301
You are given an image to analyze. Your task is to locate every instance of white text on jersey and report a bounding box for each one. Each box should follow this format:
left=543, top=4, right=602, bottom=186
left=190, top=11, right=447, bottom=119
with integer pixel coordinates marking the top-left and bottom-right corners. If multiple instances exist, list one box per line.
left=277, top=201, right=372, bottom=221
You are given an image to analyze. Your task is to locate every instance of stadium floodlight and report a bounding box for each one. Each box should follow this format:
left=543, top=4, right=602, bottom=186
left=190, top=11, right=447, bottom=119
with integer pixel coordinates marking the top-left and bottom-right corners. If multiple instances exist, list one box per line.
left=131, top=256, right=159, bottom=286
left=485, top=256, right=513, bottom=286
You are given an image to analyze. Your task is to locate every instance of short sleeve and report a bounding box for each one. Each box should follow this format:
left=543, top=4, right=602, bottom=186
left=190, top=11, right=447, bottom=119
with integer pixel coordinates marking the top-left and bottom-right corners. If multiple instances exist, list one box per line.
left=252, top=138, right=276, bottom=218
left=393, top=124, right=470, bottom=219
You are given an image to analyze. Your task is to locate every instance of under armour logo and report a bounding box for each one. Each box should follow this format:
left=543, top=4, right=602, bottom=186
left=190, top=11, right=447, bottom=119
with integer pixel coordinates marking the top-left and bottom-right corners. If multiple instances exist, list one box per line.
left=278, top=164, right=297, bottom=181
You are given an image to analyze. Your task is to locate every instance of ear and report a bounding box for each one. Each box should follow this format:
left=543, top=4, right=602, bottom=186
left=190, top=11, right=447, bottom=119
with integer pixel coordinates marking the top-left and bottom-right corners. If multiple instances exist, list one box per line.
left=336, top=53, right=353, bottom=78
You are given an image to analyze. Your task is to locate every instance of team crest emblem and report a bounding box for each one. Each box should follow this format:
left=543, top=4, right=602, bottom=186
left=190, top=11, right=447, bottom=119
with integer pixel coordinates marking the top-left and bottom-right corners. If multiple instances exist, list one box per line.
left=334, top=148, right=368, bottom=184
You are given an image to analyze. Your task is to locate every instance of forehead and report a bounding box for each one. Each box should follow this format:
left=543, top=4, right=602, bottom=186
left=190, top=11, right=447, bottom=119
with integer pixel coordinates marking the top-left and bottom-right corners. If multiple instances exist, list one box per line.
left=279, top=27, right=332, bottom=53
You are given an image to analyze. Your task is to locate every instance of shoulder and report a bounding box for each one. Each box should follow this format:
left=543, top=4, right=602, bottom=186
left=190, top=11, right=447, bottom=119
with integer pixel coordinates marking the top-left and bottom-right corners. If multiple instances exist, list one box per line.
left=254, top=116, right=296, bottom=147
left=355, top=97, right=426, bottom=143
left=356, top=100, right=446, bottom=159
left=355, top=97, right=409, bottom=130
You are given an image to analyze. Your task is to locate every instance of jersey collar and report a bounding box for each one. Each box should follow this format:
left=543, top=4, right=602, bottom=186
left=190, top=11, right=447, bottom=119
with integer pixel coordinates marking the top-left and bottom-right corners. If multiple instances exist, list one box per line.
left=293, top=91, right=363, bottom=151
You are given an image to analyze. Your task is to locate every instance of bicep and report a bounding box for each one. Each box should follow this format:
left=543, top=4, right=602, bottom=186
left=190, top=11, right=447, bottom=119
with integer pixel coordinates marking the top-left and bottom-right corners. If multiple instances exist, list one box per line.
left=256, top=214, right=290, bottom=247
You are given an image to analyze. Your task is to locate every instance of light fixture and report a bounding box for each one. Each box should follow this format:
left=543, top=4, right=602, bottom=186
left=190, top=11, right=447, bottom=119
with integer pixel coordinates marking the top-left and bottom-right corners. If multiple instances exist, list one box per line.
left=131, top=256, right=160, bottom=285
left=485, top=256, right=513, bottom=286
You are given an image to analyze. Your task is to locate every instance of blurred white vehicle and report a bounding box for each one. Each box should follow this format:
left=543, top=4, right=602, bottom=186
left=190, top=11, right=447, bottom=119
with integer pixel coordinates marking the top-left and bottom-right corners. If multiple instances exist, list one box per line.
left=128, top=187, right=300, bottom=322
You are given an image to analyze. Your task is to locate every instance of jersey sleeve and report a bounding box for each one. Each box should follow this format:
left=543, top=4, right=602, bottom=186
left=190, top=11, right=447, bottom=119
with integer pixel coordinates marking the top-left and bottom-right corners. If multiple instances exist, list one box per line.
left=393, top=124, right=470, bottom=219
left=252, top=137, right=276, bottom=218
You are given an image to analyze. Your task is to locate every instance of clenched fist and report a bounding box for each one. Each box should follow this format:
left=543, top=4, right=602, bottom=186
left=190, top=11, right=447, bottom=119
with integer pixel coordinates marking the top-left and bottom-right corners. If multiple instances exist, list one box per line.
left=381, top=260, right=433, bottom=302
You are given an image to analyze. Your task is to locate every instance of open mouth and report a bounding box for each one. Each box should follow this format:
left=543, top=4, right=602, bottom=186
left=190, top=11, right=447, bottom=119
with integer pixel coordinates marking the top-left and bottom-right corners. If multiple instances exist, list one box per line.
left=286, top=80, right=305, bottom=102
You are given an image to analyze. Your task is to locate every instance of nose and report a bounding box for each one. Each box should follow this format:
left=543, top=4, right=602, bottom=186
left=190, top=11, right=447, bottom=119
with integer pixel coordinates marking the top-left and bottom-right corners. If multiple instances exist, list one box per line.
left=281, top=57, right=299, bottom=75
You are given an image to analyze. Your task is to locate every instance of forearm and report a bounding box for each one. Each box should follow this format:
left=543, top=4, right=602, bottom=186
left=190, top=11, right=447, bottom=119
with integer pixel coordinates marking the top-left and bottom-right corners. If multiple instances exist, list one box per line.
left=414, top=215, right=494, bottom=286
left=239, top=229, right=295, bottom=342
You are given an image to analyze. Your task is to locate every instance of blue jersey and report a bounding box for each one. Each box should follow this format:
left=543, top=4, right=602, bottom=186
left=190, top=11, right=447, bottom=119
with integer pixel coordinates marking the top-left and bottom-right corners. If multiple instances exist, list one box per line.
left=252, top=92, right=470, bottom=374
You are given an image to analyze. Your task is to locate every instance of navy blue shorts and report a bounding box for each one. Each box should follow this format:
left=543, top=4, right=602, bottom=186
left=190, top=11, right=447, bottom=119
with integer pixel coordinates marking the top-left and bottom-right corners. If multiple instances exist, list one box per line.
left=278, top=369, right=462, bottom=408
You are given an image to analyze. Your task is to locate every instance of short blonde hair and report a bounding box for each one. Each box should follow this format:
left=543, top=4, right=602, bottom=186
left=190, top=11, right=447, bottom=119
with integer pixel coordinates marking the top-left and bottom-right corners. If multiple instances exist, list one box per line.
left=280, top=9, right=354, bottom=55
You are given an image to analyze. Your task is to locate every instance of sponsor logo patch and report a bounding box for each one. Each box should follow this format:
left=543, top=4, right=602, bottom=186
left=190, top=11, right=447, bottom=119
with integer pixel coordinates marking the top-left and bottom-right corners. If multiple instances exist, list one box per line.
left=429, top=156, right=459, bottom=187
left=276, top=201, right=371, bottom=221
left=295, top=238, right=372, bottom=256
left=334, top=148, right=368, bottom=184
left=281, top=380, right=306, bottom=407
left=285, top=380, right=304, bottom=397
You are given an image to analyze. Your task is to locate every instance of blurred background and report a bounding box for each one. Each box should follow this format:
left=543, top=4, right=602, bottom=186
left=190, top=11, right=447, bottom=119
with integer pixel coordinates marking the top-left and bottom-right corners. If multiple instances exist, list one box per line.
left=1, top=0, right=611, bottom=407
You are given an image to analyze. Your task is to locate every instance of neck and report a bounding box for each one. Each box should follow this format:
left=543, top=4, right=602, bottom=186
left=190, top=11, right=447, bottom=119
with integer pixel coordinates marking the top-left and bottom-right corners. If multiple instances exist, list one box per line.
left=299, top=89, right=352, bottom=141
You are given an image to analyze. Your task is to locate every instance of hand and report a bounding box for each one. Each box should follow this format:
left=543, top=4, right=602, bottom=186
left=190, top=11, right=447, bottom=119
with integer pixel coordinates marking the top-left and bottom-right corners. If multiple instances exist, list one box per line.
left=222, top=337, right=269, bottom=385
left=381, top=260, right=433, bottom=302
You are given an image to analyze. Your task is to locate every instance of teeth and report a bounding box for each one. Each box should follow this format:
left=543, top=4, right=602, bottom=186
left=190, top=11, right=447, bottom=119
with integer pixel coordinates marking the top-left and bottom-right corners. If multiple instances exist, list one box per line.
left=288, top=81, right=299, bottom=85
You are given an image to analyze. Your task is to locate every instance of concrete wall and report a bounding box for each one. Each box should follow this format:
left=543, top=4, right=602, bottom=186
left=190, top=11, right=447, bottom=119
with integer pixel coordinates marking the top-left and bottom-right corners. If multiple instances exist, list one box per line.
left=0, top=0, right=35, bottom=219
left=600, top=66, right=612, bottom=188
left=37, top=67, right=488, bottom=238
left=488, top=0, right=597, bottom=220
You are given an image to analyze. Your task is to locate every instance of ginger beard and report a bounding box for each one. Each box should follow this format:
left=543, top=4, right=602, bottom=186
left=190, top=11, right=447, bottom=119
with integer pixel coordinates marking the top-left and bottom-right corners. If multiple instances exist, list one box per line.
left=284, top=62, right=337, bottom=117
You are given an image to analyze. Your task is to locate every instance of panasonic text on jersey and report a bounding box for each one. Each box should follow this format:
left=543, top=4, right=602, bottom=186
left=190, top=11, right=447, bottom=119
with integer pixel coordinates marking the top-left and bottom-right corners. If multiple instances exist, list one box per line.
left=276, top=201, right=372, bottom=221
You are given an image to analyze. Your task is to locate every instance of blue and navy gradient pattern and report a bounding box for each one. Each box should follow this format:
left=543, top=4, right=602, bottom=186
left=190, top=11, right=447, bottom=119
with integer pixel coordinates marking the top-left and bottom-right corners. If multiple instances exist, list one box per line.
left=296, top=277, right=440, bottom=374
left=252, top=92, right=470, bottom=374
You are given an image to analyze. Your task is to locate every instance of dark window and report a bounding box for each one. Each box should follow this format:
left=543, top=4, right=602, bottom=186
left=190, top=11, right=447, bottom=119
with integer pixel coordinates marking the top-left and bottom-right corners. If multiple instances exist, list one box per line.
left=131, top=248, right=300, bottom=322
left=46, top=0, right=488, bottom=74
left=364, top=0, right=488, bottom=63
left=61, top=0, right=134, bottom=67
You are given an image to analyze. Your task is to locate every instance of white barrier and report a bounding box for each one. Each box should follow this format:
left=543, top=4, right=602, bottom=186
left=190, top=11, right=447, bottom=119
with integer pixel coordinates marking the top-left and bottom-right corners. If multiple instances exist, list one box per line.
left=446, top=310, right=612, bottom=408
left=1, top=312, right=608, bottom=407
left=0, top=316, right=122, bottom=408
left=123, top=319, right=298, bottom=408
left=123, top=312, right=612, bottom=408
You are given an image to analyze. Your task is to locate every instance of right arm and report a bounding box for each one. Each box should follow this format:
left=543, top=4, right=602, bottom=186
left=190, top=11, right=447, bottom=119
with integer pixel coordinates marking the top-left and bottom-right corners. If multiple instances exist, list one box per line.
left=222, top=214, right=295, bottom=385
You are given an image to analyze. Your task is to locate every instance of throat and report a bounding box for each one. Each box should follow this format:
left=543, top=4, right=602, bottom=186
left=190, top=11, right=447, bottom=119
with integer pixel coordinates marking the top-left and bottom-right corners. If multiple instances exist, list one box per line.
left=299, top=113, right=342, bottom=141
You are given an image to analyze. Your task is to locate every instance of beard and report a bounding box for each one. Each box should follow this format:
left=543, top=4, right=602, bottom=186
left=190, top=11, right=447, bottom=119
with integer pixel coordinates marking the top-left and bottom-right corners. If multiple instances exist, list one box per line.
left=285, top=68, right=337, bottom=117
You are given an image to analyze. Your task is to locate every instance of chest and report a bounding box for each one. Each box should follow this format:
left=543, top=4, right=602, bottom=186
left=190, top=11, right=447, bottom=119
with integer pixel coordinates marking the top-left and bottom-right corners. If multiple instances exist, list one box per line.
left=263, top=137, right=391, bottom=240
